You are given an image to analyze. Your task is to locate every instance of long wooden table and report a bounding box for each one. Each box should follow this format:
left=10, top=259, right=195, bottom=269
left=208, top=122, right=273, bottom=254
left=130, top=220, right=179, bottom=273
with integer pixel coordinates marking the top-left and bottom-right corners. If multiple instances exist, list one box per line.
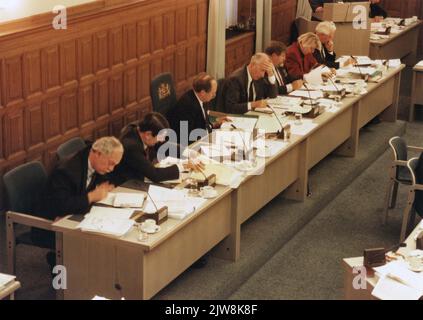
left=370, top=20, right=422, bottom=66
left=410, top=62, right=423, bottom=122
left=343, top=222, right=422, bottom=300
left=0, top=280, right=20, bottom=300
left=52, top=65, right=404, bottom=299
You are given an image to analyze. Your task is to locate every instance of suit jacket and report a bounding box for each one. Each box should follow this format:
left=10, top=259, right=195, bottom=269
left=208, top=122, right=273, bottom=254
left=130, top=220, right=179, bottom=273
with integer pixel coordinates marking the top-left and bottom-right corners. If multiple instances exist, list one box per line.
left=370, top=3, right=387, bottom=18
left=113, top=124, right=180, bottom=185
left=35, top=146, right=111, bottom=219
left=309, top=0, right=331, bottom=12
left=313, top=46, right=340, bottom=69
left=222, top=66, right=278, bottom=114
left=285, top=42, right=319, bottom=80
left=168, top=90, right=212, bottom=145
left=415, top=153, right=423, bottom=217
left=275, top=66, right=294, bottom=95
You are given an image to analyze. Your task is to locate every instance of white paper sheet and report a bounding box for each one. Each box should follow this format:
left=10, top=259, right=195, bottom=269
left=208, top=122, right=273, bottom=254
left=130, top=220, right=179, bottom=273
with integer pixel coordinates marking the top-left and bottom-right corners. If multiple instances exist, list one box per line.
left=220, top=116, right=257, bottom=132
left=372, top=276, right=423, bottom=300
left=288, top=119, right=318, bottom=136
left=289, top=90, right=324, bottom=100
left=0, top=273, right=15, bottom=288
left=200, top=144, right=232, bottom=158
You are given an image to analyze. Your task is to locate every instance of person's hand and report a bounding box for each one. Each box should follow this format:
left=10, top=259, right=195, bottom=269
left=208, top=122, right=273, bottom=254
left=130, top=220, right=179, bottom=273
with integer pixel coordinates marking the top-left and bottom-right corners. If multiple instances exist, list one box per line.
left=292, top=79, right=303, bottom=91
left=88, top=182, right=114, bottom=204
left=325, top=40, right=334, bottom=52
left=315, top=7, right=324, bottom=13
left=343, top=57, right=356, bottom=67
left=183, top=160, right=205, bottom=172
left=262, top=61, right=274, bottom=77
left=251, top=100, right=267, bottom=110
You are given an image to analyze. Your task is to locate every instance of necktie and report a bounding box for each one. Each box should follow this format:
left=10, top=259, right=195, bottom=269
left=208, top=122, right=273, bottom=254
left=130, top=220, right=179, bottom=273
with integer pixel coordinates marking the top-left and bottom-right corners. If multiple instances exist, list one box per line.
left=248, top=81, right=254, bottom=102
left=87, top=172, right=98, bottom=192
left=276, top=68, right=284, bottom=86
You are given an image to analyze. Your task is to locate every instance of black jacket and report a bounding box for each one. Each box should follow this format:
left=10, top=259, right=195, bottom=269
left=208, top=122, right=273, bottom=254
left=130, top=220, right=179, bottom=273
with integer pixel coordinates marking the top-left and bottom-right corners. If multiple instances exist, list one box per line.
left=222, top=66, right=278, bottom=114
left=309, top=0, right=331, bottom=12
left=35, top=146, right=111, bottom=219
left=113, top=124, right=180, bottom=185
left=415, top=153, right=423, bottom=217
left=370, top=3, right=387, bottom=18
left=313, top=46, right=340, bottom=69
left=168, top=90, right=212, bottom=145
left=275, top=66, right=294, bottom=95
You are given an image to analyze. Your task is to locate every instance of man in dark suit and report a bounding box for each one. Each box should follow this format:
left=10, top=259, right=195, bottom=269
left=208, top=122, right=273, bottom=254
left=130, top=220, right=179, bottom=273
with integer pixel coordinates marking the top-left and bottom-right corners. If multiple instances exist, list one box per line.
left=114, top=112, right=203, bottom=185
left=314, top=21, right=356, bottom=70
left=309, top=0, right=332, bottom=13
left=415, top=153, right=423, bottom=218
left=222, top=53, right=278, bottom=114
left=168, top=73, right=229, bottom=146
left=36, top=136, right=123, bottom=220
left=265, top=41, right=304, bottom=95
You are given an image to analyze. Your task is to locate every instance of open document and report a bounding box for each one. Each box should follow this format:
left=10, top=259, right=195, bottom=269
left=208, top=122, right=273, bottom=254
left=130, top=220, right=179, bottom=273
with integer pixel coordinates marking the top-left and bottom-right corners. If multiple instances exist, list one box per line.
left=144, top=185, right=207, bottom=220
left=372, top=261, right=423, bottom=300
left=77, top=206, right=135, bottom=237
left=98, top=192, right=145, bottom=208
left=190, top=163, right=245, bottom=188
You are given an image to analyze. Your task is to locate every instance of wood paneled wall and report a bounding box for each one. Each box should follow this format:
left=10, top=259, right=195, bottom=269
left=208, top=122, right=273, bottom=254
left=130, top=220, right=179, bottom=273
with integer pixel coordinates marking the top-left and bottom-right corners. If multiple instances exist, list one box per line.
left=0, top=0, right=208, bottom=208
left=271, top=0, right=297, bottom=44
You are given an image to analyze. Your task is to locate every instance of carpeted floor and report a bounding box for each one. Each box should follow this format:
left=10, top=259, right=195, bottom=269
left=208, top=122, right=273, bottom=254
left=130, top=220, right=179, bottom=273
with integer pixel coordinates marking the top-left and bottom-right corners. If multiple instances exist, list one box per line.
left=0, top=65, right=422, bottom=300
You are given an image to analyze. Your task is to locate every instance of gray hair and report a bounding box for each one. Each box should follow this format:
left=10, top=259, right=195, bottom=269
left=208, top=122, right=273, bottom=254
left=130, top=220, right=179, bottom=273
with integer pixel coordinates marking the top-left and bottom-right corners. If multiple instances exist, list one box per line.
left=92, top=136, right=123, bottom=156
left=316, top=21, right=337, bottom=35
left=250, top=52, right=270, bottom=65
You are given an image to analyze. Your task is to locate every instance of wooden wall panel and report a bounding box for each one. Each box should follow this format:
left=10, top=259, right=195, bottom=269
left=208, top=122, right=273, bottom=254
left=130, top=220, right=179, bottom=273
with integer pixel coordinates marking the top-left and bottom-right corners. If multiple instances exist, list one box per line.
left=271, top=0, right=297, bottom=44
left=0, top=0, right=208, bottom=209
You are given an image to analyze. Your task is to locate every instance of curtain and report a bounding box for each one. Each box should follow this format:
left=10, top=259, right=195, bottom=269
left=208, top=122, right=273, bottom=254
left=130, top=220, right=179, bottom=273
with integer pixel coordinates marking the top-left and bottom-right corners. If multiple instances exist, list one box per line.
left=255, top=0, right=272, bottom=52
left=296, top=0, right=312, bottom=20
left=225, top=0, right=238, bottom=28
left=206, top=0, right=226, bottom=79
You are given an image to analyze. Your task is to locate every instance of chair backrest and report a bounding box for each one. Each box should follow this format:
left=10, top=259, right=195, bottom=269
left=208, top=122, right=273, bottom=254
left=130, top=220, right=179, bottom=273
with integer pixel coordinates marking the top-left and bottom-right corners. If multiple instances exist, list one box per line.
left=150, top=72, right=177, bottom=117
left=3, top=161, right=48, bottom=214
left=389, top=136, right=408, bottom=162
left=211, top=78, right=226, bottom=112
left=407, top=158, right=419, bottom=186
left=57, top=137, right=86, bottom=161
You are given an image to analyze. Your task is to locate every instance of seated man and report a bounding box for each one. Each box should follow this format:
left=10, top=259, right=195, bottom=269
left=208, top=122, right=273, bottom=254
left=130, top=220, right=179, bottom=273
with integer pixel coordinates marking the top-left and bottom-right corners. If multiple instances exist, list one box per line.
left=314, top=21, right=355, bottom=70
left=265, top=41, right=304, bottom=95
left=285, top=32, right=321, bottom=80
left=370, top=0, right=387, bottom=20
left=415, top=152, right=423, bottom=218
left=114, top=112, right=202, bottom=185
left=36, top=136, right=123, bottom=220
left=222, top=53, right=278, bottom=114
left=168, top=73, right=228, bottom=146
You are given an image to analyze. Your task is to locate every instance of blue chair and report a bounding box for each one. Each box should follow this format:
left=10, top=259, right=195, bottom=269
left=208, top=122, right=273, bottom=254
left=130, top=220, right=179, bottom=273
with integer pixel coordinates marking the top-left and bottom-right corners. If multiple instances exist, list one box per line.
left=383, top=137, right=423, bottom=225
left=150, top=72, right=177, bottom=117
left=57, top=137, right=86, bottom=161
left=4, top=162, right=62, bottom=278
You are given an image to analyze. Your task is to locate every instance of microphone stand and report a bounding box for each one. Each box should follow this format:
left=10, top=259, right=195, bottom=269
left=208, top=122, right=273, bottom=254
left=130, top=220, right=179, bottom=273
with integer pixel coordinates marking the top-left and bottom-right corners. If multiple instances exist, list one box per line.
left=351, top=55, right=368, bottom=81
left=265, top=106, right=285, bottom=140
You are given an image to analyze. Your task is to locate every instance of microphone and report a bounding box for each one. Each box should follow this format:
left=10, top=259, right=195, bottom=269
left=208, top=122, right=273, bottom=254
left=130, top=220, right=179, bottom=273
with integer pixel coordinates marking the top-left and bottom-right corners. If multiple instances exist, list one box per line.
left=231, top=124, right=251, bottom=159
left=303, top=82, right=317, bottom=107
left=351, top=55, right=368, bottom=81
left=265, top=105, right=286, bottom=140
left=144, top=186, right=168, bottom=223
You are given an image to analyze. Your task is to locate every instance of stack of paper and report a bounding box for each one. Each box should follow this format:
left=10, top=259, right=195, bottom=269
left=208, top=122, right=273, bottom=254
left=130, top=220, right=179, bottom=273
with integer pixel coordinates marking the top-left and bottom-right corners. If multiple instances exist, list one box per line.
left=97, top=192, right=145, bottom=208
left=190, top=163, right=245, bottom=188
left=0, top=273, right=15, bottom=289
left=144, top=185, right=207, bottom=220
left=221, top=116, right=258, bottom=132
left=200, top=144, right=232, bottom=158
left=267, top=96, right=303, bottom=107
left=289, top=90, right=323, bottom=100
left=214, top=130, right=253, bottom=150
left=372, top=261, right=423, bottom=300
left=77, top=207, right=135, bottom=237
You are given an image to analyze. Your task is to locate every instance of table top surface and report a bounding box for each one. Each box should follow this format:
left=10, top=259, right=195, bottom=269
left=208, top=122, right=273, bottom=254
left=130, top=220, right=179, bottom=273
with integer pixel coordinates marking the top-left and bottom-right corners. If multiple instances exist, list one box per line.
left=370, top=20, right=422, bottom=46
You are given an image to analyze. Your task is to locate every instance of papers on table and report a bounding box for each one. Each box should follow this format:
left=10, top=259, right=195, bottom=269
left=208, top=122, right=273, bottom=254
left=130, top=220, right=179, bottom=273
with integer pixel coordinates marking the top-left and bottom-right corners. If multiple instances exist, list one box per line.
left=0, top=273, right=15, bottom=289
left=289, top=89, right=323, bottom=100
left=254, top=139, right=289, bottom=158
left=416, top=61, right=423, bottom=68
left=77, top=206, right=135, bottom=237
left=190, top=163, right=244, bottom=188
left=220, top=116, right=258, bottom=132
left=200, top=144, right=232, bottom=158
left=267, top=96, right=303, bottom=108
left=388, top=59, right=401, bottom=69
left=303, top=65, right=331, bottom=86
left=288, top=119, right=318, bottom=136
left=214, top=130, right=253, bottom=150
left=97, top=192, right=145, bottom=208
left=144, top=185, right=207, bottom=220
left=372, top=261, right=423, bottom=300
